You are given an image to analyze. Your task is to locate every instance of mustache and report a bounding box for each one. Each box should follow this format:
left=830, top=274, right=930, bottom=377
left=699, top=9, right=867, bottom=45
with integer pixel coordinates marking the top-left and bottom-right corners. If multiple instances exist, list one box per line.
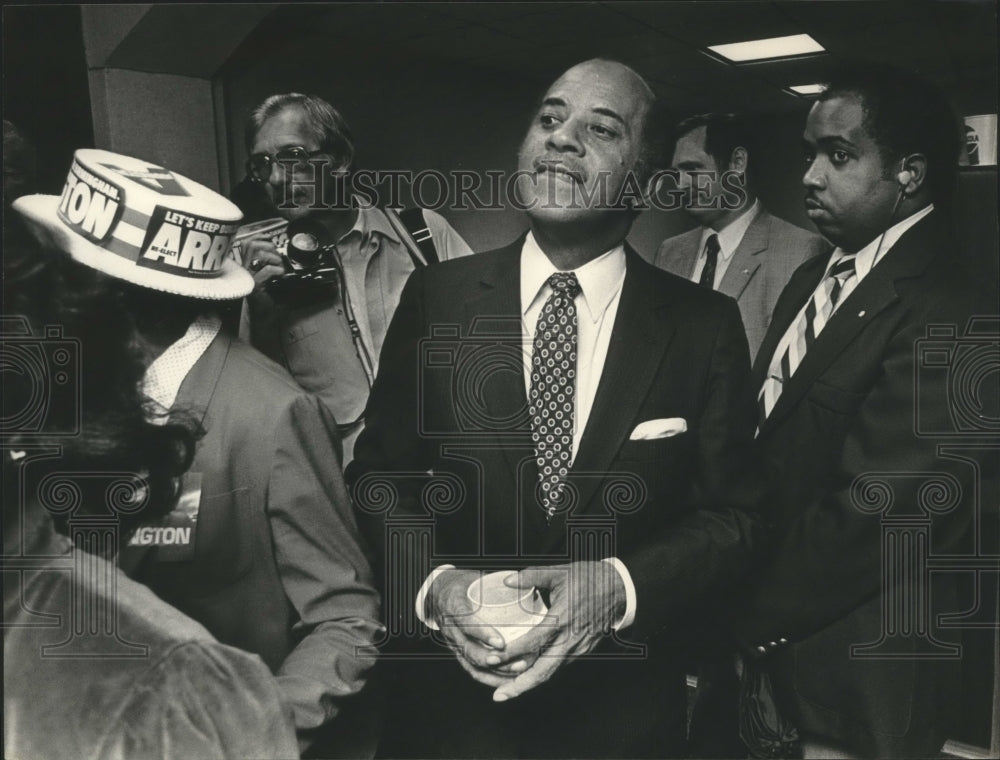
left=531, top=158, right=587, bottom=184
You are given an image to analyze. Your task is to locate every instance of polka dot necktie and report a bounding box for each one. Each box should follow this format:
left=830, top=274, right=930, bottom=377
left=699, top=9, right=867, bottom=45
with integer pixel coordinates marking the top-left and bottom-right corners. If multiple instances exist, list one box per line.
left=530, top=272, right=582, bottom=519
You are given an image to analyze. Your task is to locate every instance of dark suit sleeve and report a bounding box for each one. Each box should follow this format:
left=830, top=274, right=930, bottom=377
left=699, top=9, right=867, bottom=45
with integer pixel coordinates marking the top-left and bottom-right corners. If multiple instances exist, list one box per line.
left=735, top=297, right=999, bottom=649
left=266, top=392, right=384, bottom=744
left=623, top=296, right=767, bottom=639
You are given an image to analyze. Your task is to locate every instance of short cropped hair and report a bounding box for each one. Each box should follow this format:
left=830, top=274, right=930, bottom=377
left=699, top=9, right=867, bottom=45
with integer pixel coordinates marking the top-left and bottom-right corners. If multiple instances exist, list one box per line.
left=817, top=64, right=961, bottom=205
left=246, top=93, right=355, bottom=169
left=672, top=113, right=753, bottom=173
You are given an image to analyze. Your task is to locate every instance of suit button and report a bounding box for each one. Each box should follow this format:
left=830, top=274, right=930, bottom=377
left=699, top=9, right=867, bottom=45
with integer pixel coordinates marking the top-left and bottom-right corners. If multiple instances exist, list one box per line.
left=779, top=637, right=788, bottom=645
left=768, top=641, right=778, bottom=649
left=756, top=646, right=767, bottom=655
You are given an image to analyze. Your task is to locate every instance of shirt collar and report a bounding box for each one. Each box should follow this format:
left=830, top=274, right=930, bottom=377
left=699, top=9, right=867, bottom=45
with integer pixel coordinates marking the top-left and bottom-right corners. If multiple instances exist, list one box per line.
left=831, top=203, right=934, bottom=278
left=338, top=205, right=401, bottom=247
left=141, top=314, right=221, bottom=420
left=700, top=199, right=761, bottom=262
left=520, top=231, right=626, bottom=324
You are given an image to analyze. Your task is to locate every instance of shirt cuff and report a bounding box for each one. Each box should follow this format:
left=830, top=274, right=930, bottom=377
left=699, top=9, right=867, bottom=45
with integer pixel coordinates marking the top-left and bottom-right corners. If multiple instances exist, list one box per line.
left=602, top=557, right=637, bottom=630
left=414, top=564, right=456, bottom=630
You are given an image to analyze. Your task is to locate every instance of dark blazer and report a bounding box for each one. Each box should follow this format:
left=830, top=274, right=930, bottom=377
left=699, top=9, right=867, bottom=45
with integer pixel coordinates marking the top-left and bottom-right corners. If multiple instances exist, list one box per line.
left=734, top=211, right=999, bottom=757
left=654, top=208, right=828, bottom=361
left=120, top=332, right=383, bottom=756
left=348, top=239, right=765, bottom=758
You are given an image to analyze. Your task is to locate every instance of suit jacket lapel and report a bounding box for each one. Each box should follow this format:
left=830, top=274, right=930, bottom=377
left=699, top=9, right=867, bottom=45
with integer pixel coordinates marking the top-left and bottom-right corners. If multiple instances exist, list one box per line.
left=759, top=214, right=942, bottom=434
left=661, top=227, right=702, bottom=279
left=461, top=240, right=534, bottom=495
left=118, top=329, right=231, bottom=574
left=751, top=255, right=827, bottom=387
left=172, top=330, right=232, bottom=429
left=719, top=210, right=768, bottom=300
left=544, top=247, right=678, bottom=551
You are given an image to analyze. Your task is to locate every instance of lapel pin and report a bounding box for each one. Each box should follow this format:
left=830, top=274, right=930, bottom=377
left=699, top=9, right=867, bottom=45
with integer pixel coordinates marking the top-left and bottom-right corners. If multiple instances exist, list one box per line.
left=858, top=310, right=866, bottom=317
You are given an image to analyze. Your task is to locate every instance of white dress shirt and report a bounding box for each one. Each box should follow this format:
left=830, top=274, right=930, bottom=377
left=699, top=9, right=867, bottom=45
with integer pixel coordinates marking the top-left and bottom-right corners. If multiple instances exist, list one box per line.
left=519, top=232, right=626, bottom=461
left=141, top=315, right=222, bottom=421
left=691, top=199, right=761, bottom=288
left=416, top=233, right=638, bottom=633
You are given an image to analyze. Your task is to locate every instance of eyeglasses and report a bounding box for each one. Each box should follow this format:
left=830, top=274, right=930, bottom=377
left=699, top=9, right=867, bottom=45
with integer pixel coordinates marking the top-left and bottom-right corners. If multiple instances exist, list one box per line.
left=246, top=146, right=327, bottom=182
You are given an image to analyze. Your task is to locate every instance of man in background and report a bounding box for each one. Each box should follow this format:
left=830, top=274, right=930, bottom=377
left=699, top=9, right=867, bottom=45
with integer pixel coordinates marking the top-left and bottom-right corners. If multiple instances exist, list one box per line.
left=654, top=113, right=827, bottom=360
left=238, top=93, right=473, bottom=465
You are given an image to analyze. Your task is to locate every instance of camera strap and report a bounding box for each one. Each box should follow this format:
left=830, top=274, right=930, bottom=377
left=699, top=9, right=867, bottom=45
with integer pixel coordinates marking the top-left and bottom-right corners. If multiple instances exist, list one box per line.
left=384, top=207, right=440, bottom=267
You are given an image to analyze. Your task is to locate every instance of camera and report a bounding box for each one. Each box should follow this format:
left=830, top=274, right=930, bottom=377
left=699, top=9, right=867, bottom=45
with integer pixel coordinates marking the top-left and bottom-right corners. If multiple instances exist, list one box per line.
left=263, top=215, right=343, bottom=306
left=915, top=317, right=1000, bottom=437
left=419, top=319, right=530, bottom=437
left=1, top=317, right=81, bottom=438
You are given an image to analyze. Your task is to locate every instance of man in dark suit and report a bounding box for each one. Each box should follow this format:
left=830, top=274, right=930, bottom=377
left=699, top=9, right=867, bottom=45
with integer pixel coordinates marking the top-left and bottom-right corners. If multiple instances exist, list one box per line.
left=654, top=114, right=828, bottom=361
left=347, top=58, right=764, bottom=758
left=732, top=65, right=999, bottom=758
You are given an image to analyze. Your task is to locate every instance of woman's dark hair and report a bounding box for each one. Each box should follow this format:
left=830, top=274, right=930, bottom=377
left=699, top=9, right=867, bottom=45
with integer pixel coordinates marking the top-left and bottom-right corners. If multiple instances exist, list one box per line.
left=3, top=226, right=199, bottom=539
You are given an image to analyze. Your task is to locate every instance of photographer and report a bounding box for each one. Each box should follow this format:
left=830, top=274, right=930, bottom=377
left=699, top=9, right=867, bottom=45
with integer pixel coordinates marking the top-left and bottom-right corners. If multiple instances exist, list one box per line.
left=238, top=93, right=473, bottom=466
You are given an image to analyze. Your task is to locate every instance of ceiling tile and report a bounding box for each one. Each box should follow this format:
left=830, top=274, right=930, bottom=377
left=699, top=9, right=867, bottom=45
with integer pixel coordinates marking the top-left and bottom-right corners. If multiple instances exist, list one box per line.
left=401, top=25, right=528, bottom=60
left=613, top=1, right=802, bottom=47
left=479, top=4, right=651, bottom=44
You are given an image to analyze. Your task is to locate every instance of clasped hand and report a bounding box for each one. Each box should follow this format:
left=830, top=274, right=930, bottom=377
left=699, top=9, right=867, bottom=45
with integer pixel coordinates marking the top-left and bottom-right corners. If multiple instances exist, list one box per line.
left=426, top=562, right=626, bottom=702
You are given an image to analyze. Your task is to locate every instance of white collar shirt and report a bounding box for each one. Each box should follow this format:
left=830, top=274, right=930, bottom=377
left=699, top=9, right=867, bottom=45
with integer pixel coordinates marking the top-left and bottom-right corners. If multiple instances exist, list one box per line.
left=141, top=315, right=221, bottom=423
left=520, top=231, right=627, bottom=462
left=692, top=199, right=761, bottom=288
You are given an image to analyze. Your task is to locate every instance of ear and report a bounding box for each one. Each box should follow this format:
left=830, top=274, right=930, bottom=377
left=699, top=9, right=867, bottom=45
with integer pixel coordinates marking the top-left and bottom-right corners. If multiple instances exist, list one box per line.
left=728, top=146, right=748, bottom=174
left=898, top=154, right=927, bottom=196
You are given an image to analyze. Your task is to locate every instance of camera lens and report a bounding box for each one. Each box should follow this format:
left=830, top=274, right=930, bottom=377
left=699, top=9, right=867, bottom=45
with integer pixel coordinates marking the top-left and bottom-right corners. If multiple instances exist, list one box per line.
left=286, top=218, right=326, bottom=269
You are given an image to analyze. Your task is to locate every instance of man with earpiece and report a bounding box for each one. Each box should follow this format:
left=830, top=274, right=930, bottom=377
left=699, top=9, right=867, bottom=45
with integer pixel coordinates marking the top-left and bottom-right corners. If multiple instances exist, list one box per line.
left=722, top=64, right=999, bottom=758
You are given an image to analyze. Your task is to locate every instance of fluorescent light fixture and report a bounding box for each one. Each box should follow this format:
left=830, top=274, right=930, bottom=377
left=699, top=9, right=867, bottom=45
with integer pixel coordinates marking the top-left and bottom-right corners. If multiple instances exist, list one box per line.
left=709, top=34, right=824, bottom=63
left=788, top=83, right=826, bottom=95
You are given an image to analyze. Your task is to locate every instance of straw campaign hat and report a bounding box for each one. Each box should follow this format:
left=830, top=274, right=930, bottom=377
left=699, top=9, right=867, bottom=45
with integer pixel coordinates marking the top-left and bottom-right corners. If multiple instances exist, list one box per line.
left=13, top=149, right=253, bottom=299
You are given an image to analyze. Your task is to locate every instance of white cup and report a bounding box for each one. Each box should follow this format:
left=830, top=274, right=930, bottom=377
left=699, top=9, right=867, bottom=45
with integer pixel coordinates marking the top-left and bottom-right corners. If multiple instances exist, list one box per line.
left=466, top=571, right=548, bottom=644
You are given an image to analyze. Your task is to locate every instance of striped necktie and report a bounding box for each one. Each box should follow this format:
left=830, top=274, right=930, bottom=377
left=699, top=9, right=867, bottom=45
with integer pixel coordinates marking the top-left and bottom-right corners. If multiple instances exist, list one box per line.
left=758, top=253, right=858, bottom=426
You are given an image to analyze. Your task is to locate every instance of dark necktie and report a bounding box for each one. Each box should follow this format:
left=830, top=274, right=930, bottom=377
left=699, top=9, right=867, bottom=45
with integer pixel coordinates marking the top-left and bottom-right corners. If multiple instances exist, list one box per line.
left=758, top=253, right=858, bottom=425
left=699, top=234, right=720, bottom=289
left=529, top=272, right=581, bottom=519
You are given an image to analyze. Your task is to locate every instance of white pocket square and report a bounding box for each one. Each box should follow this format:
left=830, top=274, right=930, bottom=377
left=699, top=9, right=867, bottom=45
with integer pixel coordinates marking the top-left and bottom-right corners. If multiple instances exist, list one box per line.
left=629, top=418, right=688, bottom=440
